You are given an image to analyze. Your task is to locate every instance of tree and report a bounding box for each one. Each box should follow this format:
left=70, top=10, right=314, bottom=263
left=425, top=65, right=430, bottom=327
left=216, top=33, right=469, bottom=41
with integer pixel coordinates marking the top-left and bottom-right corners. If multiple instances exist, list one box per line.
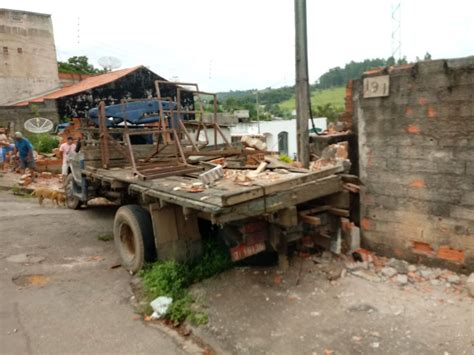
left=424, top=52, right=432, bottom=61
left=58, top=56, right=104, bottom=74
left=313, top=103, right=342, bottom=123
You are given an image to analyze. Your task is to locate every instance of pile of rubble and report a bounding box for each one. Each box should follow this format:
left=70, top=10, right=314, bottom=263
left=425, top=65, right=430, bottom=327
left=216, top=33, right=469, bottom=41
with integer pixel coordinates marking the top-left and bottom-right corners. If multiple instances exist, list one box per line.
left=312, top=249, right=474, bottom=297
left=310, top=141, right=351, bottom=173
left=17, top=170, right=60, bottom=187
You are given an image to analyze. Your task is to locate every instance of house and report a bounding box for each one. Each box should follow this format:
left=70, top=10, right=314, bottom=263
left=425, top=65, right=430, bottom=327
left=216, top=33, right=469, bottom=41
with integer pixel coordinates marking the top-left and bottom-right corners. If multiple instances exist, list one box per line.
left=0, top=66, right=187, bottom=133
left=230, top=117, right=327, bottom=158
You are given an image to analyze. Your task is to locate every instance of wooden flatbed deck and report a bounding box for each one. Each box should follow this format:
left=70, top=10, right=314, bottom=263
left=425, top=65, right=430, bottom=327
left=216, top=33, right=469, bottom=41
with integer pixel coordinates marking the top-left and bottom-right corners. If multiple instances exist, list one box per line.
left=83, top=165, right=344, bottom=224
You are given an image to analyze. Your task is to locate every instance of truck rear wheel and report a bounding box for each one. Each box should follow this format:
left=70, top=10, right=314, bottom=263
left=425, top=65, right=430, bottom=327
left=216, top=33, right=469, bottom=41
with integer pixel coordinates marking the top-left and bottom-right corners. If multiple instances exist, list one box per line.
left=65, top=174, right=81, bottom=210
left=113, top=205, right=156, bottom=273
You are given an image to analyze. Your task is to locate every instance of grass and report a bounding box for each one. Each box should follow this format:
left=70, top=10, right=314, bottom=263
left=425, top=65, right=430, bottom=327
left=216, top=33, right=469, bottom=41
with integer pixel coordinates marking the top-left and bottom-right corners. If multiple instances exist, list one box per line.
left=97, top=233, right=113, bottom=242
left=279, top=86, right=345, bottom=112
left=139, top=239, right=233, bottom=326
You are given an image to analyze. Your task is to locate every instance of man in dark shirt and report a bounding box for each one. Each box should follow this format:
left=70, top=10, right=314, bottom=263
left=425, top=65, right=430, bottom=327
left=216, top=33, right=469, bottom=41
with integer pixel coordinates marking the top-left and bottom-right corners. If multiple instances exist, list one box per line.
left=13, top=131, right=36, bottom=176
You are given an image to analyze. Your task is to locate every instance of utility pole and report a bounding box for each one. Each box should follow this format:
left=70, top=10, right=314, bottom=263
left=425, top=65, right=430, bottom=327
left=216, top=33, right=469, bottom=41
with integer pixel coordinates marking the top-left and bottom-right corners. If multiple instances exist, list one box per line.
left=294, top=0, right=310, bottom=167
left=253, top=90, right=261, bottom=134
left=255, top=90, right=260, bottom=134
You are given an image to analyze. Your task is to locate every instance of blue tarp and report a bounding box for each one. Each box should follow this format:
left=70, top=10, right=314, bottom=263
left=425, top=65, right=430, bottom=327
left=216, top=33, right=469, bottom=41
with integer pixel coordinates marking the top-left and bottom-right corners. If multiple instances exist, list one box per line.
left=88, top=99, right=177, bottom=126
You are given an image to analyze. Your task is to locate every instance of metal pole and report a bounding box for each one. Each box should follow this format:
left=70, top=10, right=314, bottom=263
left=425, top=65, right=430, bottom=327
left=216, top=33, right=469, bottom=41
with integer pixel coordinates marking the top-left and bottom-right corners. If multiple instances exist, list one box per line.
left=256, top=90, right=260, bottom=134
left=295, top=0, right=310, bottom=167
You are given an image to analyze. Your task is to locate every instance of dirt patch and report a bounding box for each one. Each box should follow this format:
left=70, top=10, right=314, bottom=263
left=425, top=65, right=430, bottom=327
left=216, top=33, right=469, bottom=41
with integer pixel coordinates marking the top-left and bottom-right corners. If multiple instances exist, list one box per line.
left=12, top=274, right=51, bottom=287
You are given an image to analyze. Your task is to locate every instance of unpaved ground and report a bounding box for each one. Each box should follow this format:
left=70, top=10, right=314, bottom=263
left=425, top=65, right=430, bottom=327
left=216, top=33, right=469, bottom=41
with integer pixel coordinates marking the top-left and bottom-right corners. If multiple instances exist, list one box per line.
left=0, top=191, right=195, bottom=354
left=1, top=190, right=473, bottom=355
left=191, top=258, right=473, bottom=354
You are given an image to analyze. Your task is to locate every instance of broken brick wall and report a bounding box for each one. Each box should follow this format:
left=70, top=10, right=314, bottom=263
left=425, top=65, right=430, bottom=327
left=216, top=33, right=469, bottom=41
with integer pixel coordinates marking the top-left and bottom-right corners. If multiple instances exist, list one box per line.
left=353, top=56, right=474, bottom=271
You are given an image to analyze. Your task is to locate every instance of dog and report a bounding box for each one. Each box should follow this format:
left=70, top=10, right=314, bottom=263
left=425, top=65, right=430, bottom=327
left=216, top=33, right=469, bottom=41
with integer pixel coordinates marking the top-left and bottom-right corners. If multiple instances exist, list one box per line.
left=31, top=187, right=66, bottom=207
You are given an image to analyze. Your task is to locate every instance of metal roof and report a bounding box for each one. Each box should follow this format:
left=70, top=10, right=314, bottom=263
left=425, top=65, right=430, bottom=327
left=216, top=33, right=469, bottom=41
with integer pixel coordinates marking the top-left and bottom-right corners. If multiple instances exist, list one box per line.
left=15, top=66, right=143, bottom=106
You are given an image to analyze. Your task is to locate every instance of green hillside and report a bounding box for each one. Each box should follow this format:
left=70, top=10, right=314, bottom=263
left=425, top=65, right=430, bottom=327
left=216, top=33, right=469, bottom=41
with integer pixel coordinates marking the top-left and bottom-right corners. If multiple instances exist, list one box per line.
left=279, top=86, right=345, bottom=112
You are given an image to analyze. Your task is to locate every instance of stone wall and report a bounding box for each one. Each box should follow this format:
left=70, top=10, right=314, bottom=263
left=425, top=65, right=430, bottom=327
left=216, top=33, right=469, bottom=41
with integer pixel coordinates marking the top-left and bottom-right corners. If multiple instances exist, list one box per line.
left=353, top=56, right=474, bottom=271
left=0, top=9, right=60, bottom=105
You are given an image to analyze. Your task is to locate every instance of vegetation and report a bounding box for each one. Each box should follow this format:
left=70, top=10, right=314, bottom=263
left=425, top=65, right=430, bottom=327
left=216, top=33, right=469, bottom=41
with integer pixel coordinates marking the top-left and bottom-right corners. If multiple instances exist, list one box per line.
left=97, top=233, right=113, bottom=242
left=58, top=56, right=104, bottom=75
left=278, top=154, right=293, bottom=163
left=315, top=56, right=408, bottom=89
left=28, top=133, right=59, bottom=154
left=140, top=239, right=233, bottom=325
left=217, top=55, right=430, bottom=121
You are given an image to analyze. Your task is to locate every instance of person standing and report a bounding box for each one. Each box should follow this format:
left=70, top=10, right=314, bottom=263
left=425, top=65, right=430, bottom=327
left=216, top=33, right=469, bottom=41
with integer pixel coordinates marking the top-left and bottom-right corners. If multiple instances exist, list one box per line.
left=0, top=128, right=10, bottom=172
left=59, top=136, right=76, bottom=177
left=13, top=131, right=35, bottom=177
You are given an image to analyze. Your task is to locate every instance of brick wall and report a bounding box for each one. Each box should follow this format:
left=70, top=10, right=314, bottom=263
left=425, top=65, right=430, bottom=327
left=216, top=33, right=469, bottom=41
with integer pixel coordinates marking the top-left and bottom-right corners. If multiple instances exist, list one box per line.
left=353, top=56, right=474, bottom=271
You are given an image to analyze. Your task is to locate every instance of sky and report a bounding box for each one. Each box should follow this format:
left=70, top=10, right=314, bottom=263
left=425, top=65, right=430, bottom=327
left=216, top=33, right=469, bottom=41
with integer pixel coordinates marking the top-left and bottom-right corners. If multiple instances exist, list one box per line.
left=3, top=0, right=474, bottom=92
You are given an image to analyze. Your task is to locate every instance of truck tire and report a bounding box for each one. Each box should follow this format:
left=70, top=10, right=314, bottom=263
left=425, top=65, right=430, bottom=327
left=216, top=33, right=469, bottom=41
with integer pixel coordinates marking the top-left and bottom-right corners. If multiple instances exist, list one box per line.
left=113, top=205, right=156, bottom=273
left=65, top=174, right=81, bottom=210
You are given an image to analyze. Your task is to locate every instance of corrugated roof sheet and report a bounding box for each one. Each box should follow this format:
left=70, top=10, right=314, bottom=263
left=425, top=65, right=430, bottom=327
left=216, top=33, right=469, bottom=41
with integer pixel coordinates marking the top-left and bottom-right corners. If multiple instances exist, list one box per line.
left=15, top=66, right=142, bottom=106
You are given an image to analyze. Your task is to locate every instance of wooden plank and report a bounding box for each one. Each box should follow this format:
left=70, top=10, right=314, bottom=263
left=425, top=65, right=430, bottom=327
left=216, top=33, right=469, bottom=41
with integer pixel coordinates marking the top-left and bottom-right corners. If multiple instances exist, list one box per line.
left=328, top=207, right=350, bottom=217
left=82, top=144, right=176, bottom=161
left=212, top=175, right=343, bottom=224
left=253, top=165, right=344, bottom=195
left=299, top=214, right=322, bottom=226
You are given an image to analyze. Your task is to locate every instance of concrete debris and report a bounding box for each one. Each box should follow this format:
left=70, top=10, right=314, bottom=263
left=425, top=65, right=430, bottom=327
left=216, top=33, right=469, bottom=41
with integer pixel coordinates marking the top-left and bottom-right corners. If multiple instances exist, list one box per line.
left=420, top=269, right=435, bottom=280
left=396, top=274, right=408, bottom=285
left=311, top=248, right=472, bottom=294
left=309, top=142, right=351, bottom=173
left=386, top=258, right=409, bottom=274
left=381, top=267, right=398, bottom=278
left=350, top=269, right=381, bottom=283
left=240, top=135, right=267, bottom=151
left=344, top=261, right=368, bottom=271
left=447, top=274, right=460, bottom=285
left=199, top=165, right=224, bottom=185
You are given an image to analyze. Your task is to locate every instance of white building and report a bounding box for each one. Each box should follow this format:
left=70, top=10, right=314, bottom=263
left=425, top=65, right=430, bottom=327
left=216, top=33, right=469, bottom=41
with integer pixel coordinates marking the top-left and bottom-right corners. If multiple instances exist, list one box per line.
left=230, top=118, right=327, bottom=158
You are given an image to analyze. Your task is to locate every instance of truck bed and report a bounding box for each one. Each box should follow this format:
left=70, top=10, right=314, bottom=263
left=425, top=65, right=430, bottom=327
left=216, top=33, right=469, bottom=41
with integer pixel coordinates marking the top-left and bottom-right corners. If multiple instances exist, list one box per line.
left=83, top=165, right=344, bottom=224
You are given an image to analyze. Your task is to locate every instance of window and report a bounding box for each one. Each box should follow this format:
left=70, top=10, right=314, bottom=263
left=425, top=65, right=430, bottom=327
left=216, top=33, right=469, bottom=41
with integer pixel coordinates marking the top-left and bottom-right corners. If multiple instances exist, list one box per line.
left=17, top=48, right=22, bottom=54
left=3, top=47, right=8, bottom=55
left=278, top=131, right=288, bottom=155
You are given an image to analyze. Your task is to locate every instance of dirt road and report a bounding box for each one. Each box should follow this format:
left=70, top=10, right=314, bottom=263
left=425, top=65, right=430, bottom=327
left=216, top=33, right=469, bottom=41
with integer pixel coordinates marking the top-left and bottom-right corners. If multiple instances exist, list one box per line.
left=1, top=190, right=472, bottom=355
left=0, top=191, right=191, bottom=354
left=191, top=258, right=473, bottom=354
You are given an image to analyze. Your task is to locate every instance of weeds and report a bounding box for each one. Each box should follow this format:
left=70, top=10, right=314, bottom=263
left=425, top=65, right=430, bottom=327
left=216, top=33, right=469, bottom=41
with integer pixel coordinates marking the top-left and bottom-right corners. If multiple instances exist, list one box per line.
left=28, top=133, right=59, bottom=154
left=140, top=239, right=233, bottom=325
left=278, top=154, right=293, bottom=163
left=97, top=233, right=113, bottom=242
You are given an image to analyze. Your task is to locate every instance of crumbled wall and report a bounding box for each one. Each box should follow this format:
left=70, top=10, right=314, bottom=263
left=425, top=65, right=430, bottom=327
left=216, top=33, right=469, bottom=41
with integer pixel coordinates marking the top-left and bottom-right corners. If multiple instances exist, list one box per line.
left=353, top=56, right=474, bottom=271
